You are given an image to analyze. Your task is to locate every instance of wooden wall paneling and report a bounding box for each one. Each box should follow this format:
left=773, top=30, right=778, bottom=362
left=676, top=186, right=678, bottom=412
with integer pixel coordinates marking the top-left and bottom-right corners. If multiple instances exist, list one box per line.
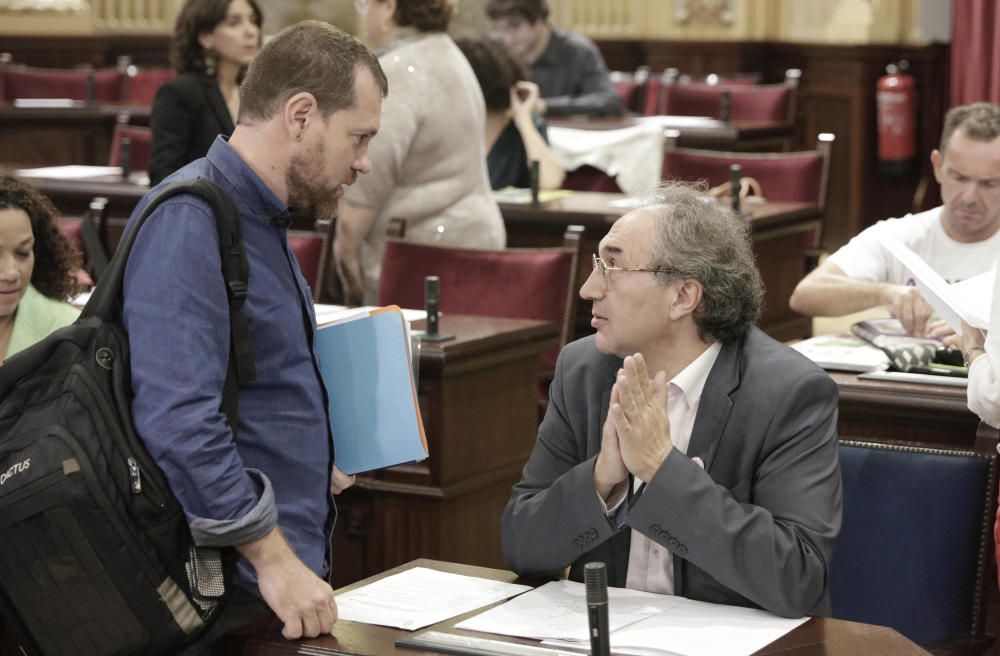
left=0, top=34, right=171, bottom=68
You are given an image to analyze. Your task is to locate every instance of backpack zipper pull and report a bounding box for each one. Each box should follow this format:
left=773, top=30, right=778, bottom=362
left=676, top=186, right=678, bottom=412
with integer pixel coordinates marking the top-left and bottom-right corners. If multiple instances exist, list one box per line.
left=127, top=457, right=143, bottom=494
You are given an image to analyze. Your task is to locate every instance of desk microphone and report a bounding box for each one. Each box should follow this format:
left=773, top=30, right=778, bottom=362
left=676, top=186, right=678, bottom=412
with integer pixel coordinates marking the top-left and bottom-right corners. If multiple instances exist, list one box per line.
left=120, top=136, right=132, bottom=181
left=529, top=159, right=540, bottom=205
left=425, top=275, right=440, bottom=336
left=729, top=163, right=742, bottom=216
left=584, top=562, right=611, bottom=656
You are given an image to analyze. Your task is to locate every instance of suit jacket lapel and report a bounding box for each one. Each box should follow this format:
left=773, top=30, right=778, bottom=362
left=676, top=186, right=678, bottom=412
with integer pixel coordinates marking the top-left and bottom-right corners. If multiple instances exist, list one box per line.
left=202, top=74, right=235, bottom=135
left=686, top=335, right=743, bottom=473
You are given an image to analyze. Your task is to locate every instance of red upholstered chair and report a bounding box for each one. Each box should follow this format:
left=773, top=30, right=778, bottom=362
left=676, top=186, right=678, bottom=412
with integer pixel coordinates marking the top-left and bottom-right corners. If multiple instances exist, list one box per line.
left=560, top=165, right=623, bottom=193
left=677, top=71, right=763, bottom=86
left=610, top=67, right=649, bottom=114
left=661, top=68, right=800, bottom=123
left=377, top=225, right=583, bottom=411
left=662, top=132, right=834, bottom=260
left=123, top=68, right=175, bottom=106
left=1, top=65, right=125, bottom=102
left=108, top=122, right=153, bottom=172
left=288, top=219, right=333, bottom=301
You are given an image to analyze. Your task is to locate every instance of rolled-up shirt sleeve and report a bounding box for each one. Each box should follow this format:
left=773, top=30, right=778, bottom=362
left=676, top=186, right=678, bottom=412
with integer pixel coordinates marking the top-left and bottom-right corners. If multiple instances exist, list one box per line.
left=122, top=197, right=276, bottom=546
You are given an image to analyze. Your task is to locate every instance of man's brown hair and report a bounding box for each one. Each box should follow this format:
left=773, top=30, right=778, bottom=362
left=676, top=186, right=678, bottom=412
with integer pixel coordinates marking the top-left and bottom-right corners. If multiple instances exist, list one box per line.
left=238, top=20, right=388, bottom=124
left=485, top=0, right=549, bottom=23
left=939, top=102, right=1000, bottom=153
left=393, top=0, right=455, bottom=33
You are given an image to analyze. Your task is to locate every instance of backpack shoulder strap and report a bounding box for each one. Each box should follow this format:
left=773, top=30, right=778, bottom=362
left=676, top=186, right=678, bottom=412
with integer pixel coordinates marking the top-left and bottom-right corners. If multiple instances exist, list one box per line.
left=82, top=178, right=256, bottom=433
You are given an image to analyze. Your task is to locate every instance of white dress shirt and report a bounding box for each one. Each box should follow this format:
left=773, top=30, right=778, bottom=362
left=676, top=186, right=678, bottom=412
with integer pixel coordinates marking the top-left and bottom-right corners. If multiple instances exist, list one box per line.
left=600, top=342, right=722, bottom=595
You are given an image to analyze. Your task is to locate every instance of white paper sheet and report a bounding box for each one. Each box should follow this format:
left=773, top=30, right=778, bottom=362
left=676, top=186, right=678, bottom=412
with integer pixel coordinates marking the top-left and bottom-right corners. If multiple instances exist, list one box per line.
left=458, top=580, right=807, bottom=656
left=16, top=165, right=122, bottom=179
left=880, top=237, right=992, bottom=332
left=335, top=567, right=531, bottom=631
left=314, top=303, right=426, bottom=325
left=456, top=580, right=676, bottom=641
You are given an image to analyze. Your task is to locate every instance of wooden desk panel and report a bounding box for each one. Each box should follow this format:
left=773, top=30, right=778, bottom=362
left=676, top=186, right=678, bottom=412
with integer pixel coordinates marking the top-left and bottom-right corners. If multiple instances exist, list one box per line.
left=332, top=316, right=558, bottom=586
left=218, top=559, right=930, bottom=656
left=501, top=192, right=820, bottom=342
left=828, top=371, right=990, bottom=450
left=0, top=103, right=150, bottom=169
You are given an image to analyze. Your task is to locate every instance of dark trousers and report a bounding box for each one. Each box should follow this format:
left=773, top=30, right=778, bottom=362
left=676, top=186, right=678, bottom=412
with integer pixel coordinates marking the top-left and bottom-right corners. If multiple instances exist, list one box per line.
left=175, top=586, right=273, bottom=656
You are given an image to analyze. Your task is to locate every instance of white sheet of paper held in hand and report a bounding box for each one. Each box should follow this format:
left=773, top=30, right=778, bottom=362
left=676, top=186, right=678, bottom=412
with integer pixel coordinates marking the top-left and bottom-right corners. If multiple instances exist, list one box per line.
left=455, top=579, right=671, bottom=641
left=334, top=567, right=531, bottom=631
left=880, top=237, right=992, bottom=333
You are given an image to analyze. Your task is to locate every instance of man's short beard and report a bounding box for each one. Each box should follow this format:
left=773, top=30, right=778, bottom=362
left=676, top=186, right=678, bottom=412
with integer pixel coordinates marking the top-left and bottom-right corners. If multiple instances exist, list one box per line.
left=287, top=141, right=339, bottom=221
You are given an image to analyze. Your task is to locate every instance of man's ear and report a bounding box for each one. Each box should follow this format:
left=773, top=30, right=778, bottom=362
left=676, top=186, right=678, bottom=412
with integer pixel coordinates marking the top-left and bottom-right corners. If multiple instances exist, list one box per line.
left=930, top=149, right=943, bottom=183
left=283, top=92, right=318, bottom=141
left=669, top=279, right=703, bottom=322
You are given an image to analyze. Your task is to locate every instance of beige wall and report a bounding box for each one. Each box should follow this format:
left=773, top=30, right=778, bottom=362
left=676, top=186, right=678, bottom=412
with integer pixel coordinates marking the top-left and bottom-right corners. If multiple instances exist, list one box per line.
left=0, top=0, right=951, bottom=43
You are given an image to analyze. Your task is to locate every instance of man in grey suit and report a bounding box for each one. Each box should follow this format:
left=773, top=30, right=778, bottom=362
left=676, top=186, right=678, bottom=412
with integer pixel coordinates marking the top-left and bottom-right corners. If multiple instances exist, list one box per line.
left=501, top=184, right=842, bottom=618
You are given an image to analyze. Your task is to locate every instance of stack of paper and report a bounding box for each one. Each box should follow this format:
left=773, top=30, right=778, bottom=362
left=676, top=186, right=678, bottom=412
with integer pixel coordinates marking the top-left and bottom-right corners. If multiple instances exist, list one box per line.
left=791, top=335, right=890, bottom=372
left=336, top=567, right=531, bottom=631
left=456, top=580, right=807, bottom=656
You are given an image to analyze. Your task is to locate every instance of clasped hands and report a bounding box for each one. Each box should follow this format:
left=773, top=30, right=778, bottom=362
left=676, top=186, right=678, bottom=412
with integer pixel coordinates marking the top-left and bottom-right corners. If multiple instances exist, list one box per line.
left=594, top=353, right=672, bottom=500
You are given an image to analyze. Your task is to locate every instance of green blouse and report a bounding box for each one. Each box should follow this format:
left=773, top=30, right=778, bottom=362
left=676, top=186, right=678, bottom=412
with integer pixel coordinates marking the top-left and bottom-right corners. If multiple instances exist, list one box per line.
left=6, top=284, right=80, bottom=359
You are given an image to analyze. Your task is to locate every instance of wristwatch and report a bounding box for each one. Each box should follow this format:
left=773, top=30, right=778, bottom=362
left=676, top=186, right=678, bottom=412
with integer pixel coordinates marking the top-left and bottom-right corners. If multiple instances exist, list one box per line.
left=964, top=346, right=986, bottom=368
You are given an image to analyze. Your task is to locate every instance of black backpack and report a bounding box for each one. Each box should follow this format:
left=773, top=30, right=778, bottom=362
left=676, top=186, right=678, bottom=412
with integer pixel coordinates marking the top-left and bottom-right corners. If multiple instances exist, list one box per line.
left=0, top=179, right=255, bottom=655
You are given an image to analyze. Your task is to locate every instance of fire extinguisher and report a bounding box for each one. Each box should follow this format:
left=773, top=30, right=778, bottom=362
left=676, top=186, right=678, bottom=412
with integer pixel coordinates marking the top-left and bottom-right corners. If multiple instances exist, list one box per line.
left=876, top=61, right=917, bottom=175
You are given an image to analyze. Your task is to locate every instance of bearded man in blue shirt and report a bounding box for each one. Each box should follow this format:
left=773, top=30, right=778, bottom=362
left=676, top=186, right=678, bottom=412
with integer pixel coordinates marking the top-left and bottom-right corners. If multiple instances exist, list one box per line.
left=121, top=20, right=387, bottom=653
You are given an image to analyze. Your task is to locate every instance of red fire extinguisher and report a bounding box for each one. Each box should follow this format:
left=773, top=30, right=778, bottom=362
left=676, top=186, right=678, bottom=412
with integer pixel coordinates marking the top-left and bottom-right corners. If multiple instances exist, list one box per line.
left=876, top=61, right=917, bottom=175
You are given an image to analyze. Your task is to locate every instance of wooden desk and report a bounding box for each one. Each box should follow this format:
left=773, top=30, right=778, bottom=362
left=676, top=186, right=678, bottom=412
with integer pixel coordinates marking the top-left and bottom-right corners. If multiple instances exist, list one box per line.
left=827, top=371, right=995, bottom=450
left=331, top=315, right=558, bottom=587
left=501, top=192, right=820, bottom=342
left=218, top=559, right=930, bottom=656
left=0, top=102, right=150, bottom=169
left=547, top=115, right=795, bottom=151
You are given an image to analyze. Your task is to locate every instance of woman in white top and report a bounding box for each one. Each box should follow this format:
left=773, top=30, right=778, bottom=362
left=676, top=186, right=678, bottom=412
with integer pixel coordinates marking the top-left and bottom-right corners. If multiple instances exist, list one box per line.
left=946, top=258, right=999, bottom=428
left=335, top=0, right=505, bottom=304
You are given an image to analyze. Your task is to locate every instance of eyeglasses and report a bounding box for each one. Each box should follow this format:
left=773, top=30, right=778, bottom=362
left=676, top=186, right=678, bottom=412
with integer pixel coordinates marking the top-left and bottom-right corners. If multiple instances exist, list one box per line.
left=591, top=254, right=672, bottom=290
left=354, top=0, right=369, bottom=14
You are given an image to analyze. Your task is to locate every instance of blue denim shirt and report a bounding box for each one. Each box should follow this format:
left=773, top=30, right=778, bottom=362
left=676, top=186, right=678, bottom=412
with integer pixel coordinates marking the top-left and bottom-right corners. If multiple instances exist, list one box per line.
left=122, top=137, right=334, bottom=593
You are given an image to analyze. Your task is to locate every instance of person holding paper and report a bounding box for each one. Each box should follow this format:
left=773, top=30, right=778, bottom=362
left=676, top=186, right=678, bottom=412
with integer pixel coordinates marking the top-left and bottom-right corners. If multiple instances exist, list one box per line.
left=790, top=102, right=1000, bottom=335
left=502, top=184, right=841, bottom=618
left=122, top=22, right=386, bottom=653
left=945, top=261, right=999, bottom=428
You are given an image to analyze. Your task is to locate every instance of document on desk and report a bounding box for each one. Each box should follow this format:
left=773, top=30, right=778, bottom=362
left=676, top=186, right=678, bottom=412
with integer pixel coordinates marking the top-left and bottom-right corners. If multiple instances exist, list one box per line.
left=315, top=305, right=428, bottom=474
left=457, top=580, right=807, bottom=656
left=335, top=567, right=531, bottom=631
left=16, top=165, right=123, bottom=179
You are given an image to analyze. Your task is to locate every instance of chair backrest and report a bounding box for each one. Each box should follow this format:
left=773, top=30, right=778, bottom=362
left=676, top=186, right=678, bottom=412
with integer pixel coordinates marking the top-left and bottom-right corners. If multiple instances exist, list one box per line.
left=560, top=165, right=623, bottom=194
left=610, top=67, right=649, bottom=114
left=661, top=69, right=800, bottom=123
left=288, top=219, right=333, bottom=302
left=830, top=440, right=997, bottom=647
left=376, top=228, right=582, bottom=374
left=108, top=122, right=153, bottom=171
left=1, top=65, right=125, bottom=102
left=123, top=67, right=175, bottom=106
left=661, top=132, right=834, bottom=208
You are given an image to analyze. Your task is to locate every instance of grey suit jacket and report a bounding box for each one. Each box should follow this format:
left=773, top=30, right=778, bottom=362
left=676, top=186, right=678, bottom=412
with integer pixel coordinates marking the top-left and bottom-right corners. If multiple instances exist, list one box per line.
left=501, top=328, right=842, bottom=617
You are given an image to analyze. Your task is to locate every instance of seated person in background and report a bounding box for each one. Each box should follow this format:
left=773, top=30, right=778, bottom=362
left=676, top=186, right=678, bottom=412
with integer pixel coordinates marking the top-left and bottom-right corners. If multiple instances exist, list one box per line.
left=0, top=175, right=81, bottom=360
left=945, top=258, right=999, bottom=428
left=453, top=35, right=564, bottom=191
left=485, top=0, right=623, bottom=117
left=149, top=0, right=263, bottom=185
left=790, top=102, right=1000, bottom=336
left=502, top=184, right=841, bottom=618
left=336, top=0, right=505, bottom=305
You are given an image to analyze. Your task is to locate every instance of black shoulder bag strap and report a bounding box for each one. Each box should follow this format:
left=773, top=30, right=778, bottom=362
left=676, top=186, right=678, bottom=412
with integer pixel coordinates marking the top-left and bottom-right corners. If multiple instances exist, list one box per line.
left=81, top=178, right=256, bottom=434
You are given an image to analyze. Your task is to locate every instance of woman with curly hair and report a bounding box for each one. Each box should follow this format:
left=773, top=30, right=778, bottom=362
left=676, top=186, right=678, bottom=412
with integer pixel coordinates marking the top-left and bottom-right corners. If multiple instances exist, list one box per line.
left=149, top=0, right=262, bottom=185
left=336, top=0, right=506, bottom=304
left=0, top=175, right=82, bottom=360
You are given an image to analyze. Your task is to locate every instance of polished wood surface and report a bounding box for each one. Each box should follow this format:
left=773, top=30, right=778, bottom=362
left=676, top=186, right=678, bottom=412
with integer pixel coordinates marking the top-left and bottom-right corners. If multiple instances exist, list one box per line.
left=500, top=191, right=820, bottom=342
left=828, top=370, right=993, bottom=450
left=548, top=115, right=795, bottom=151
left=217, top=559, right=931, bottom=656
left=332, top=315, right=558, bottom=586
left=0, top=102, right=151, bottom=169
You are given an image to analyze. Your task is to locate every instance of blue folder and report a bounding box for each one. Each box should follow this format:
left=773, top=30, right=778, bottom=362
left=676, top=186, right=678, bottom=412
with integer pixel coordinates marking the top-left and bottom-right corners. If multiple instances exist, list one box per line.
left=315, top=306, right=428, bottom=475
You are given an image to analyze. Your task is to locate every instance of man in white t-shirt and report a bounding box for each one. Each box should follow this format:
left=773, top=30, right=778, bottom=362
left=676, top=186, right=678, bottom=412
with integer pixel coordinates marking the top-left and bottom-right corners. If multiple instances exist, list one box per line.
left=790, top=102, right=1000, bottom=335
